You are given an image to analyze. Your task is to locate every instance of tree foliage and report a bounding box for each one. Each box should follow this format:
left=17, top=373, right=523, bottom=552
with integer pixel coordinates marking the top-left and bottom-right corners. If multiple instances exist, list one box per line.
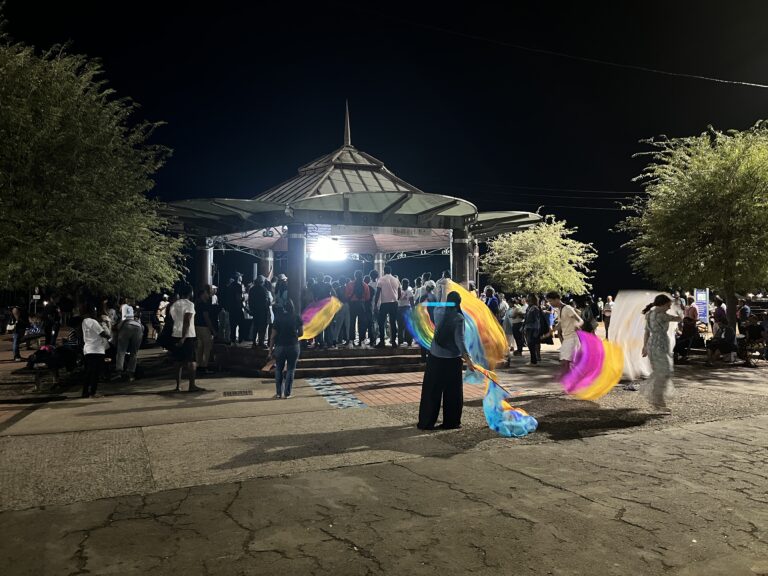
left=481, top=217, right=597, bottom=294
left=0, top=22, right=185, bottom=299
left=619, top=121, right=768, bottom=325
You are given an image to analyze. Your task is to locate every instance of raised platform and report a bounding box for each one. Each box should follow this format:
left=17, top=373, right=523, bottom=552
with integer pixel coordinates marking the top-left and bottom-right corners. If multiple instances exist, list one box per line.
left=213, top=344, right=425, bottom=379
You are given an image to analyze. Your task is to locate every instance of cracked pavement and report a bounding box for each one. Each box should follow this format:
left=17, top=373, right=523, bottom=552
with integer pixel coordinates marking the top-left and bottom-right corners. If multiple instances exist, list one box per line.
left=1, top=355, right=768, bottom=575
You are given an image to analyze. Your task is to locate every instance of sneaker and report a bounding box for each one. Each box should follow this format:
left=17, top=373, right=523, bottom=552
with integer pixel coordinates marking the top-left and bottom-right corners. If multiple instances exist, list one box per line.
left=624, top=383, right=639, bottom=391
left=13, top=357, right=22, bottom=362
left=284, top=394, right=292, bottom=399
left=273, top=394, right=282, bottom=399
left=347, top=342, right=354, bottom=349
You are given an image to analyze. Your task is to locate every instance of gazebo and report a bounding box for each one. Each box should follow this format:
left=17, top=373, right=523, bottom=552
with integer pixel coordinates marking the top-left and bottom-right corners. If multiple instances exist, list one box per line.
left=165, top=107, right=541, bottom=307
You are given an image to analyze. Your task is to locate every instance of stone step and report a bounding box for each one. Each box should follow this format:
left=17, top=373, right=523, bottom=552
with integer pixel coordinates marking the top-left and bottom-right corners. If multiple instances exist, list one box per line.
left=297, top=355, right=423, bottom=368
left=232, top=345, right=423, bottom=360
left=258, top=363, right=425, bottom=379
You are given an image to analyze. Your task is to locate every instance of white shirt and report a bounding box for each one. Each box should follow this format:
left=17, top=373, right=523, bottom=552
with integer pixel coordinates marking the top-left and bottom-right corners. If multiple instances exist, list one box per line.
left=171, top=299, right=196, bottom=338
left=603, top=301, right=613, bottom=317
left=121, top=304, right=135, bottom=320
left=398, top=287, right=414, bottom=307
left=157, top=300, right=169, bottom=320
left=82, top=318, right=108, bottom=355
left=436, top=278, right=450, bottom=302
left=377, top=274, right=400, bottom=304
left=559, top=305, right=581, bottom=339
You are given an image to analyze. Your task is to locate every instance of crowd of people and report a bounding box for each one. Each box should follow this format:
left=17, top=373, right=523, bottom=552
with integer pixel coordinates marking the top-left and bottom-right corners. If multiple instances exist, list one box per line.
left=5, top=272, right=768, bottom=407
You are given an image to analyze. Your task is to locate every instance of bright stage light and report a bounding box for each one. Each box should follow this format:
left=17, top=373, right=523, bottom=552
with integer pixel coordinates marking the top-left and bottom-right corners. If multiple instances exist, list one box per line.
left=309, top=237, right=348, bottom=261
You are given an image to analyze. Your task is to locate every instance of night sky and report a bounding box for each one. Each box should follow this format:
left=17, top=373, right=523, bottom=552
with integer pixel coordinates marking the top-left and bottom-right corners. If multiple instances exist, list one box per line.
left=6, top=2, right=768, bottom=294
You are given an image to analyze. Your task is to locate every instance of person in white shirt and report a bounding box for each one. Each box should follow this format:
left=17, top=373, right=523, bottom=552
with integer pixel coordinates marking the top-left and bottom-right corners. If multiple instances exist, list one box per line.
left=603, top=295, right=614, bottom=339
left=397, top=278, right=415, bottom=347
left=120, top=298, right=135, bottom=320
left=169, top=285, right=204, bottom=393
left=374, top=266, right=401, bottom=347
left=116, top=312, right=144, bottom=383
left=81, top=307, right=111, bottom=398
left=547, top=291, right=583, bottom=372
left=435, top=270, right=451, bottom=303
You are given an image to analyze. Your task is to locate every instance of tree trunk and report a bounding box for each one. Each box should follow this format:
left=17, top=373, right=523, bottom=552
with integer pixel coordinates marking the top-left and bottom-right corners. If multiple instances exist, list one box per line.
left=724, top=282, right=738, bottom=329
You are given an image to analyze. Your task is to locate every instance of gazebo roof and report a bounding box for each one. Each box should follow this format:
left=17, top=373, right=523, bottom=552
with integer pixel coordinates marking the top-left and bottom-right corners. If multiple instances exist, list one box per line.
left=164, top=106, right=542, bottom=242
left=255, top=110, right=426, bottom=204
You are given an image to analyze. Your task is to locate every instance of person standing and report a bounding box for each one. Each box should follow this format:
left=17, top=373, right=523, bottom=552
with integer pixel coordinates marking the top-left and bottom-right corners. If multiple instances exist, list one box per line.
left=417, top=291, right=475, bottom=430
left=737, top=299, right=751, bottom=335
left=497, top=293, right=509, bottom=323
left=273, top=274, right=289, bottom=312
left=523, top=294, right=543, bottom=365
left=418, top=280, right=438, bottom=362
left=249, top=276, right=271, bottom=348
left=169, top=285, right=204, bottom=393
left=81, top=306, right=111, bottom=398
left=603, top=295, right=614, bottom=339
left=195, top=285, right=216, bottom=374
left=368, top=270, right=380, bottom=344
left=345, top=271, right=370, bottom=347
left=483, top=286, right=499, bottom=318
left=435, top=270, right=451, bottom=303
left=226, top=274, right=245, bottom=344
left=156, top=294, right=169, bottom=334
left=9, top=306, right=29, bottom=362
left=684, top=296, right=699, bottom=322
left=311, top=275, right=335, bottom=348
left=116, top=306, right=144, bottom=382
left=397, top=278, right=415, bottom=347
left=547, top=291, right=583, bottom=374
left=374, top=266, right=400, bottom=348
left=269, top=299, right=303, bottom=399
left=331, top=279, right=350, bottom=348
left=642, top=294, right=683, bottom=412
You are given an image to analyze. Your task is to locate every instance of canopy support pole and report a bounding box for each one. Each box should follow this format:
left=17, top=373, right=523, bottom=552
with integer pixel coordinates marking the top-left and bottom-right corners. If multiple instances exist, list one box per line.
left=374, top=253, right=385, bottom=277
left=451, top=228, right=471, bottom=287
left=258, top=249, right=274, bottom=280
left=195, top=238, right=213, bottom=293
left=287, top=224, right=306, bottom=310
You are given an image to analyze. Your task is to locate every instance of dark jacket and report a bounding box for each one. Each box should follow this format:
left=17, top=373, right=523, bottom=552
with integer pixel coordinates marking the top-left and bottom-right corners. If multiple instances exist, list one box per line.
left=248, top=283, right=271, bottom=321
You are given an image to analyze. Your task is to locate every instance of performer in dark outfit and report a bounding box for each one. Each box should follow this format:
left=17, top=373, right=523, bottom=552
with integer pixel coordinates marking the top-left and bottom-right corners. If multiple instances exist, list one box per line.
left=417, top=291, right=476, bottom=430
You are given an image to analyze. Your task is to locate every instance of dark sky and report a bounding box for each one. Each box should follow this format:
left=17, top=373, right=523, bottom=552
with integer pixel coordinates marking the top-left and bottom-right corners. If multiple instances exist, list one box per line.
left=6, top=2, right=768, bottom=294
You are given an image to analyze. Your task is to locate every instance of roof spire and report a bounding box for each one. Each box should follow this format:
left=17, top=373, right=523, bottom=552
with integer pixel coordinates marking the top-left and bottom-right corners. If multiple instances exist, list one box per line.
left=344, top=100, right=351, bottom=146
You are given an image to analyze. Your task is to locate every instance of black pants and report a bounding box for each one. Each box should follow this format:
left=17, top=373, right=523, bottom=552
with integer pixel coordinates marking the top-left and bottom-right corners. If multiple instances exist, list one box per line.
left=348, top=301, right=366, bottom=344
left=378, top=302, right=398, bottom=346
left=512, top=323, right=525, bottom=352
left=83, top=353, right=105, bottom=397
left=525, top=330, right=540, bottom=364
left=418, top=355, right=463, bottom=429
left=252, top=318, right=268, bottom=346
left=229, top=310, right=244, bottom=343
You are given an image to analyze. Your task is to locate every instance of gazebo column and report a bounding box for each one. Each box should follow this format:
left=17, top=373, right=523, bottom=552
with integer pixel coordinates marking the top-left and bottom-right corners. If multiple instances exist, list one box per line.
left=374, top=253, right=385, bottom=277
left=287, top=224, right=306, bottom=310
left=451, top=228, right=470, bottom=286
left=470, top=238, right=479, bottom=288
left=258, top=249, right=274, bottom=279
left=195, top=237, right=213, bottom=292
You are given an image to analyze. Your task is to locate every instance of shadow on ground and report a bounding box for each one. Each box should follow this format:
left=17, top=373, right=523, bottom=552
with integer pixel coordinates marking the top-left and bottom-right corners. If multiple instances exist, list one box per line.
left=210, top=424, right=453, bottom=470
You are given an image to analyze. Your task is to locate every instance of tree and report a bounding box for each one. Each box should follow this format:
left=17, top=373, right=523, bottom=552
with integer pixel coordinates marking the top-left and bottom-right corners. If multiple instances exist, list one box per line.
left=481, top=217, right=597, bottom=294
left=0, top=21, right=185, bottom=300
left=619, top=121, right=768, bottom=327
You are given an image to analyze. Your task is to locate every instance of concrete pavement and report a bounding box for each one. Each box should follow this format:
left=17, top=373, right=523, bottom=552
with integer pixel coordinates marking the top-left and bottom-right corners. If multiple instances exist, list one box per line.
left=1, top=339, right=768, bottom=575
